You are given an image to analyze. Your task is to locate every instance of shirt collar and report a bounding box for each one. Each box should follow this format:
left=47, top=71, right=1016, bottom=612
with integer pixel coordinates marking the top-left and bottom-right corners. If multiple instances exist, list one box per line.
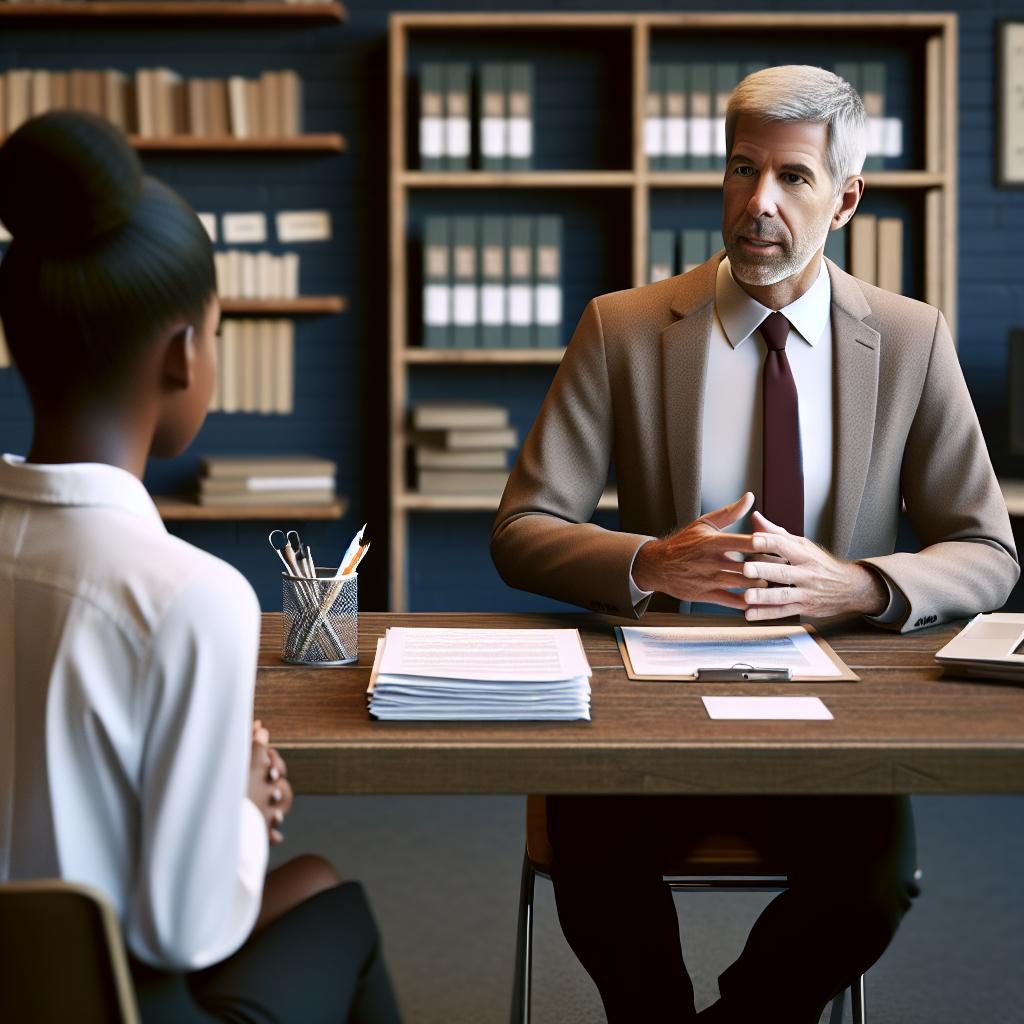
left=0, top=454, right=165, bottom=531
left=715, top=255, right=832, bottom=350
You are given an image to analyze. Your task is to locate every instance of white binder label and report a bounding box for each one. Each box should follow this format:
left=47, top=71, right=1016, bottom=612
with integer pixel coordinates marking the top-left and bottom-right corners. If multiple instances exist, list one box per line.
left=481, top=284, right=506, bottom=325
left=883, top=117, right=903, bottom=157
left=223, top=213, right=267, bottom=244
left=424, top=285, right=451, bottom=326
left=666, top=118, right=687, bottom=157
left=276, top=210, right=332, bottom=243
left=508, top=118, right=533, bottom=158
left=420, top=117, right=444, bottom=158
left=481, top=117, right=506, bottom=158
left=713, top=117, right=727, bottom=157
left=690, top=118, right=713, bottom=156
left=508, top=284, right=532, bottom=326
left=867, top=116, right=885, bottom=156
left=446, top=117, right=471, bottom=158
left=645, top=117, right=665, bottom=156
left=452, top=284, right=477, bottom=326
left=534, top=284, right=562, bottom=326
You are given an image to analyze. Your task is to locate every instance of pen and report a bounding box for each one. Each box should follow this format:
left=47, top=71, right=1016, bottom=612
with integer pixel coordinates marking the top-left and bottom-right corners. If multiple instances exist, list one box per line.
left=343, top=540, right=370, bottom=576
left=337, top=523, right=366, bottom=578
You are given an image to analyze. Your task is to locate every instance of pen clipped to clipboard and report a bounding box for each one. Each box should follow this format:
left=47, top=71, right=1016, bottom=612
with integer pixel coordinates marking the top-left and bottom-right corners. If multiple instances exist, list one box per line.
left=614, top=625, right=858, bottom=683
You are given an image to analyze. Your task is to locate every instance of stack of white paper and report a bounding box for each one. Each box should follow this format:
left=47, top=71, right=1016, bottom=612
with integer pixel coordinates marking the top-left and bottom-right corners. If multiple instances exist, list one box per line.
left=367, top=627, right=592, bottom=721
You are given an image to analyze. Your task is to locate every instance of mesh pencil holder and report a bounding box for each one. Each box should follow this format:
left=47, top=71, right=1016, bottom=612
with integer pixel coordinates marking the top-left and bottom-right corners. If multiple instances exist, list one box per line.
left=281, top=570, right=358, bottom=666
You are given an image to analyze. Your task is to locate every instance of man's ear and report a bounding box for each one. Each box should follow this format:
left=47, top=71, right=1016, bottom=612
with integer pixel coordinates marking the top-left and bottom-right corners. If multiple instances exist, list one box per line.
left=160, top=324, right=196, bottom=391
left=832, top=175, right=865, bottom=230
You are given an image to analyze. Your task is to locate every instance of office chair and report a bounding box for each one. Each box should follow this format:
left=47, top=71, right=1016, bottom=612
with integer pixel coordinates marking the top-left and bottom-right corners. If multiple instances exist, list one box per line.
left=0, top=878, right=140, bottom=1024
left=511, top=795, right=866, bottom=1024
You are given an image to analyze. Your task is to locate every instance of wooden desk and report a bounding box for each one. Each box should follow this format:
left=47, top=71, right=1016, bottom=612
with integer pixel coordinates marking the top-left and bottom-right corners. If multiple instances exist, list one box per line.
left=255, top=612, right=1024, bottom=796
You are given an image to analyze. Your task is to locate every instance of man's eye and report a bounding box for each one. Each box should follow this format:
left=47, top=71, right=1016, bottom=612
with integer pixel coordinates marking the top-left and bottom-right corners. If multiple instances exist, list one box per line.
left=733, top=165, right=754, bottom=176
left=783, top=173, right=806, bottom=185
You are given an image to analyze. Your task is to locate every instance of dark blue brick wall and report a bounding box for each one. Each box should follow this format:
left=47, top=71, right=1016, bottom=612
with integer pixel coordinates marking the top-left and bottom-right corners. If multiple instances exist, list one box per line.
left=2, top=0, right=1022, bottom=613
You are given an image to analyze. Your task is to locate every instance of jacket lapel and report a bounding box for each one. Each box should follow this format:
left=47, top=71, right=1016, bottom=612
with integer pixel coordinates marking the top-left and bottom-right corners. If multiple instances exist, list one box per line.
left=828, top=261, right=880, bottom=557
left=662, top=255, right=721, bottom=527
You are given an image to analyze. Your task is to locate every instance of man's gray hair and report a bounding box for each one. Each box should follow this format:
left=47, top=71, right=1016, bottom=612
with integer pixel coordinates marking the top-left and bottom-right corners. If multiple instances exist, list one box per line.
left=725, top=65, right=868, bottom=194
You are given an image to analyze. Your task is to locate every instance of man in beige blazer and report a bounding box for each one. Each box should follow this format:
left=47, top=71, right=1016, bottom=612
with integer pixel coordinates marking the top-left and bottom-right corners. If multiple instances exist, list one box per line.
left=491, top=66, right=1017, bottom=1024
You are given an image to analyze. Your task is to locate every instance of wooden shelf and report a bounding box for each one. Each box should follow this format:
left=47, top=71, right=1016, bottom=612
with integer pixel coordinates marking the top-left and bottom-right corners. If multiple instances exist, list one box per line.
left=405, top=347, right=563, bottom=365
left=221, top=296, right=348, bottom=315
left=0, top=2, right=345, bottom=22
left=400, top=490, right=618, bottom=512
left=402, top=170, right=633, bottom=189
left=130, top=134, right=345, bottom=153
left=155, top=495, right=348, bottom=521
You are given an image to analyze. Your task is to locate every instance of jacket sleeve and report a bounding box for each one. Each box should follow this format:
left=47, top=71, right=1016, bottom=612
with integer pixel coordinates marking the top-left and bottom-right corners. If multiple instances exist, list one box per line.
left=491, top=298, right=656, bottom=617
left=858, top=310, right=1019, bottom=632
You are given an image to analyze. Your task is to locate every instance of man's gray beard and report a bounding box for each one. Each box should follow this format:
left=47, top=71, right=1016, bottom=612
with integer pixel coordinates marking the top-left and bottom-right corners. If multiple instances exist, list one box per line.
left=726, top=220, right=832, bottom=287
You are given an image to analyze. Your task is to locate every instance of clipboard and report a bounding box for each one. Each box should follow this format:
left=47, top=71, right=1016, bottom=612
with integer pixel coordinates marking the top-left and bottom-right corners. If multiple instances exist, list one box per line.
left=614, top=624, right=859, bottom=683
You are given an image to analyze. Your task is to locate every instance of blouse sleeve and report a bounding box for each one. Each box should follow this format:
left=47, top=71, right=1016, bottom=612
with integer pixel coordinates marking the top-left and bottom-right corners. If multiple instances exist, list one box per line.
left=127, top=564, right=268, bottom=970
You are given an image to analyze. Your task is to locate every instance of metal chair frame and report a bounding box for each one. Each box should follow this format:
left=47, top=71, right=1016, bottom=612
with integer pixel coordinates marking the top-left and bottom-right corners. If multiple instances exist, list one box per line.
left=512, top=851, right=865, bottom=1024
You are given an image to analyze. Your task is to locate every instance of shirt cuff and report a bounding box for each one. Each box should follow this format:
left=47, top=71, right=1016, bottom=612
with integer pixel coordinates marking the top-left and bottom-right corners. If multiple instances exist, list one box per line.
left=628, top=541, right=655, bottom=609
left=239, top=798, right=270, bottom=899
left=864, top=570, right=909, bottom=626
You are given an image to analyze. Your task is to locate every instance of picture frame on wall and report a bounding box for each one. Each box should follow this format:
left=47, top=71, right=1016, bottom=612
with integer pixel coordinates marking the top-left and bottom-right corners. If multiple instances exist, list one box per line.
left=998, top=21, right=1024, bottom=186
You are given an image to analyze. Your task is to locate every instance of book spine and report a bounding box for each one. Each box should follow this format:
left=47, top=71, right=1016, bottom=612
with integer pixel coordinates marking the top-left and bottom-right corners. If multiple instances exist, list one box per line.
left=680, top=228, right=709, bottom=275
left=506, top=63, right=533, bottom=171
left=849, top=213, right=878, bottom=285
left=451, top=215, right=479, bottom=348
left=713, top=63, right=739, bottom=169
left=228, top=75, right=248, bottom=139
left=419, top=63, right=445, bottom=171
left=645, top=63, right=665, bottom=172
left=480, top=215, right=506, bottom=348
left=688, top=64, right=713, bottom=171
left=649, top=229, right=675, bottom=283
left=444, top=63, right=471, bottom=171
left=506, top=216, right=533, bottom=348
left=30, top=68, right=51, bottom=117
left=664, top=64, right=687, bottom=172
left=422, top=216, right=451, bottom=348
left=823, top=226, right=847, bottom=272
left=533, top=215, right=562, bottom=348
left=479, top=63, right=506, bottom=172
left=876, top=216, right=903, bottom=294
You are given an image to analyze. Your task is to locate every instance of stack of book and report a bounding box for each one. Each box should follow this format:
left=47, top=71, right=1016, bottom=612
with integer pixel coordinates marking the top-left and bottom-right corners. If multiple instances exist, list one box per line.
left=208, top=320, right=295, bottom=415
left=197, top=454, right=336, bottom=508
left=644, top=60, right=901, bottom=172
left=410, top=401, right=517, bottom=496
left=0, top=67, right=303, bottom=139
left=367, top=626, right=592, bottom=721
left=418, top=62, right=534, bottom=171
left=214, top=251, right=300, bottom=300
left=423, top=214, right=562, bottom=348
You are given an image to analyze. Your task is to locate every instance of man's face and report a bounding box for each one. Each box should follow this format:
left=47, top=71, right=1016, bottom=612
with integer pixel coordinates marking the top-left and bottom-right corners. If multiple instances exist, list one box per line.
left=722, top=116, right=839, bottom=288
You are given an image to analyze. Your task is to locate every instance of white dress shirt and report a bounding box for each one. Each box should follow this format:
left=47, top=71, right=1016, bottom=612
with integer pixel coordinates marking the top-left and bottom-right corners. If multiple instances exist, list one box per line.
left=0, top=455, right=268, bottom=970
left=629, top=257, right=902, bottom=621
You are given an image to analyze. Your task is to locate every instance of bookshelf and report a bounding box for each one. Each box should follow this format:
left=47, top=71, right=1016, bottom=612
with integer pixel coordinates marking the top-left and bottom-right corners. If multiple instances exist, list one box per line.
left=0, top=0, right=351, bottom=526
left=388, top=11, right=958, bottom=611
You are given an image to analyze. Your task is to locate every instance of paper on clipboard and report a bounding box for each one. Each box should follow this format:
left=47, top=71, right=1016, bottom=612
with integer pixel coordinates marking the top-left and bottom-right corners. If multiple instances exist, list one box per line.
left=616, top=625, right=857, bottom=682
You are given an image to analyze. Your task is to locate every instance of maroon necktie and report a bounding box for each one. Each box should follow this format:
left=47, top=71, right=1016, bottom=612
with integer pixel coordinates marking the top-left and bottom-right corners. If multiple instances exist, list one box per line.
left=760, top=312, right=803, bottom=536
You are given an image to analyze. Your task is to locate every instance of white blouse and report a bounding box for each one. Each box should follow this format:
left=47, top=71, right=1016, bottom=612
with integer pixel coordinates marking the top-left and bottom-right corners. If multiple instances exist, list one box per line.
left=0, top=455, right=268, bottom=970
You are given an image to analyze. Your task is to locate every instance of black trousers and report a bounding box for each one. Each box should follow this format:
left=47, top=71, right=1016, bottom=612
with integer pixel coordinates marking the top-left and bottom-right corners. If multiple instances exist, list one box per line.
left=130, top=882, right=402, bottom=1024
left=547, top=794, right=918, bottom=1024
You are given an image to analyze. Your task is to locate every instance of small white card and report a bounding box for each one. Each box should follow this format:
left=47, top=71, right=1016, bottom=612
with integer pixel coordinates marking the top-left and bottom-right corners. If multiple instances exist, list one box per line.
left=196, top=212, right=217, bottom=243
left=276, top=210, right=332, bottom=243
left=223, top=213, right=268, bottom=245
left=701, top=696, right=833, bottom=721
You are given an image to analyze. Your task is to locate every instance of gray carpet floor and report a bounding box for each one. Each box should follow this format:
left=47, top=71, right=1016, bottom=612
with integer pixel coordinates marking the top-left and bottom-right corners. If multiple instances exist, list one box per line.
left=270, top=795, right=1024, bottom=1023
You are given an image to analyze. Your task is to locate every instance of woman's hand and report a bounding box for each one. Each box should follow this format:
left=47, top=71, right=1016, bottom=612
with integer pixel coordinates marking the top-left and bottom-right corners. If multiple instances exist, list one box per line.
left=249, top=720, right=293, bottom=844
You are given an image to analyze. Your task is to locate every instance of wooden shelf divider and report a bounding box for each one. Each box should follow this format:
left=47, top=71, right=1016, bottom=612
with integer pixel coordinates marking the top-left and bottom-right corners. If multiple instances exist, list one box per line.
left=155, top=496, right=348, bottom=522
left=130, top=134, right=345, bottom=153
left=0, top=2, right=346, bottom=22
left=404, top=348, right=563, bottom=365
left=220, top=296, right=348, bottom=316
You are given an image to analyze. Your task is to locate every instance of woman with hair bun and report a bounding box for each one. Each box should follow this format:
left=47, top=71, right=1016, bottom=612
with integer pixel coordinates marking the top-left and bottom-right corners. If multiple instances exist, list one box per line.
left=0, top=111, right=401, bottom=1024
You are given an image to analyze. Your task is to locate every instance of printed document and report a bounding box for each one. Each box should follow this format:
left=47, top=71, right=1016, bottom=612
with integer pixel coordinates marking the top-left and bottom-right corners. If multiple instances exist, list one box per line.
left=619, top=625, right=843, bottom=679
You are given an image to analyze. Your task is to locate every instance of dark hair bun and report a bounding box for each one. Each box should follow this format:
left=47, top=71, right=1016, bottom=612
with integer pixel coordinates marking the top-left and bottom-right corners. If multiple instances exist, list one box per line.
left=0, top=110, right=142, bottom=253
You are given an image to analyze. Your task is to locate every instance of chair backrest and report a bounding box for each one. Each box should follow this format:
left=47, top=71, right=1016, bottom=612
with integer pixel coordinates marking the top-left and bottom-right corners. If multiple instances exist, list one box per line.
left=526, top=795, right=788, bottom=878
left=0, top=878, right=140, bottom=1024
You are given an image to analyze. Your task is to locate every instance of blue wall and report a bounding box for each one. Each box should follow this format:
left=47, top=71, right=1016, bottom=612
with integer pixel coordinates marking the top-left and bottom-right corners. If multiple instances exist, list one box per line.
left=2, top=0, right=1022, bottom=613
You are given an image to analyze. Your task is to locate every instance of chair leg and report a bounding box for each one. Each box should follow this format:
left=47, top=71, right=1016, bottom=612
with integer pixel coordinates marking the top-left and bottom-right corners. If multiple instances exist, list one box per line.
left=851, top=974, right=866, bottom=1024
left=828, top=986, right=846, bottom=1024
left=510, top=853, right=536, bottom=1024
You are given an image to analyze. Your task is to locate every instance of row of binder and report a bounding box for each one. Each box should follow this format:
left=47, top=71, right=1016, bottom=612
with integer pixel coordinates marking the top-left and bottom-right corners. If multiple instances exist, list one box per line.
left=645, top=60, right=902, bottom=171
left=422, top=215, right=562, bottom=349
left=208, top=319, right=295, bottom=415
left=419, top=62, right=534, bottom=171
left=214, top=251, right=301, bottom=300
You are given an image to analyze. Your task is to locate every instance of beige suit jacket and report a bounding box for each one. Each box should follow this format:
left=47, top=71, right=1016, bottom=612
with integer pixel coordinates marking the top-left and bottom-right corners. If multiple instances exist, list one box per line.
left=491, top=253, right=1019, bottom=631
